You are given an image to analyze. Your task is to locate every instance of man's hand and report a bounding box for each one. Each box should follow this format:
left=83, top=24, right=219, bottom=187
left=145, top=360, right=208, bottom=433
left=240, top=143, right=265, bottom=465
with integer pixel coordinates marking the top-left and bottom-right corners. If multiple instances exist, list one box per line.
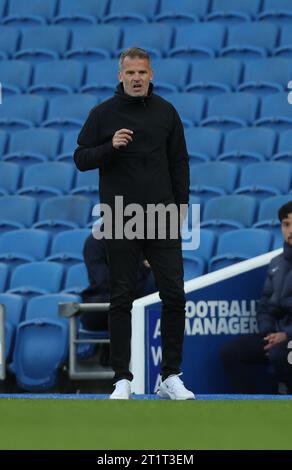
left=112, top=129, right=133, bottom=149
left=263, top=332, right=288, bottom=350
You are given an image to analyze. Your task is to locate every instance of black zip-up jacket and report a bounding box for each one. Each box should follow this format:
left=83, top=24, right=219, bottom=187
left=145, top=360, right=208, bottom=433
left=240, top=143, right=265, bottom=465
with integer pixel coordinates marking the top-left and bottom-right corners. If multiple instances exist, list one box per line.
left=74, top=83, right=189, bottom=210
left=257, top=242, right=292, bottom=339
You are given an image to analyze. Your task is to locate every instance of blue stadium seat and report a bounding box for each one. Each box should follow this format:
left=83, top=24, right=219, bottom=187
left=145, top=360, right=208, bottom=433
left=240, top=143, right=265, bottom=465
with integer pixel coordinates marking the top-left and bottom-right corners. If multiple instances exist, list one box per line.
left=221, top=22, right=278, bottom=59
left=0, top=95, right=46, bottom=133
left=185, top=128, right=223, bottom=163
left=209, top=228, right=273, bottom=272
left=169, top=23, right=226, bottom=61
left=34, top=195, right=92, bottom=233
left=182, top=228, right=217, bottom=271
left=3, top=0, right=58, bottom=27
left=190, top=162, right=238, bottom=204
left=53, top=0, right=108, bottom=27
left=57, top=130, right=79, bottom=162
left=151, top=59, right=189, bottom=95
left=218, top=128, right=277, bottom=167
left=0, top=61, right=32, bottom=97
left=0, top=26, right=19, bottom=59
left=274, top=25, right=292, bottom=58
left=201, top=93, right=259, bottom=131
left=155, top=0, right=209, bottom=24
left=253, top=195, right=292, bottom=235
left=0, top=0, right=6, bottom=17
left=10, top=318, right=68, bottom=391
left=104, top=0, right=158, bottom=24
left=0, top=131, right=7, bottom=157
left=65, top=25, right=121, bottom=62
left=0, top=196, right=37, bottom=234
left=0, top=263, right=8, bottom=292
left=163, top=93, right=206, bottom=127
left=29, top=61, right=84, bottom=97
left=46, top=229, right=91, bottom=266
left=43, top=94, right=97, bottom=132
left=235, top=162, right=291, bottom=201
left=25, top=293, right=80, bottom=321
left=63, top=262, right=88, bottom=294
left=239, top=59, right=292, bottom=95
left=202, top=195, right=257, bottom=233
left=0, top=229, right=50, bottom=269
left=18, top=162, right=75, bottom=200
left=2, top=129, right=61, bottom=167
left=273, top=130, right=292, bottom=163
left=119, top=24, right=173, bottom=59
left=15, top=26, right=70, bottom=62
left=71, top=169, right=99, bottom=202
left=0, top=294, right=24, bottom=326
left=183, top=257, right=205, bottom=280
left=258, top=0, right=292, bottom=25
left=0, top=293, right=24, bottom=360
left=186, top=58, right=242, bottom=96
left=80, top=60, right=117, bottom=99
left=207, top=0, right=261, bottom=24
left=8, top=261, right=64, bottom=299
left=187, top=194, right=201, bottom=229
left=0, top=162, right=21, bottom=195
left=0, top=293, right=24, bottom=326
left=255, top=93, right=292, bottom=131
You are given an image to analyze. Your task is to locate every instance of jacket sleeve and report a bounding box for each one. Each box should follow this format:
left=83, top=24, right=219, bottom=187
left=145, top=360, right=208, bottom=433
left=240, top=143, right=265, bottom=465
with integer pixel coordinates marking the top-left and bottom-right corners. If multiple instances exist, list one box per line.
left=167, top=107, right=190, bottom=207
left=256, top=267, right=278, bottom=336
left=282, top=324, right=292, bottom=339
left=74, top=108, right=115, bottom=171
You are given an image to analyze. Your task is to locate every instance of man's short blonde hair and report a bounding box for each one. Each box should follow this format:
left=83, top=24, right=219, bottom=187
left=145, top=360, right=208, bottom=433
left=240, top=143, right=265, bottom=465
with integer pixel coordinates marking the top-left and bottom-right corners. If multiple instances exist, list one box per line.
left=119, top=47, right=151, bottom=70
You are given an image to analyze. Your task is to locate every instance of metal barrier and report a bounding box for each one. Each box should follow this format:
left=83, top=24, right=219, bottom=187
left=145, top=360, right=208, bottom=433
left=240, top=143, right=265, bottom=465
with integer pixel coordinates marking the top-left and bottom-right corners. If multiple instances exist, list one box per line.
left=59, top=302, right=114, bottom=380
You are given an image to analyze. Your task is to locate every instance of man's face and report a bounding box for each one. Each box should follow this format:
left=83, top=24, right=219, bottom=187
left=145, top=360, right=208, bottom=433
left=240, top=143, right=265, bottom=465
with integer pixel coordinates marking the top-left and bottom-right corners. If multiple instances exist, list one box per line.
left=119, top=56, right=153, bottom=97
left=281, top=213, right=292, bottom=245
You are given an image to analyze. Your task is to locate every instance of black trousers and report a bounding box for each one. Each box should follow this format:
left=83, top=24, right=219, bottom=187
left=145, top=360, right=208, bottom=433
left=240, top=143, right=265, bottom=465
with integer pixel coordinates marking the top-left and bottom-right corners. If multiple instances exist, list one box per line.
left=220, top=334, right=292, bottom=394
left=105, top=236, right=186, bottom=382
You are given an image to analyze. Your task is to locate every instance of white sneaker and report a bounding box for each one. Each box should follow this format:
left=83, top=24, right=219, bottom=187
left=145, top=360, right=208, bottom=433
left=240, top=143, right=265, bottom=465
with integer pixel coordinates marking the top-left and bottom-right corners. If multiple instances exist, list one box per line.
left=157, top=375, right=195, bottom=400
left=109, top=379, right=132, bottom=400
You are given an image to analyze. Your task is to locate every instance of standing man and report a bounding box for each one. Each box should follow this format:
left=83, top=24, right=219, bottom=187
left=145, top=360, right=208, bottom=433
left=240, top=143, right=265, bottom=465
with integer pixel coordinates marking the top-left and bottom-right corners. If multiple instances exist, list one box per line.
left=74, top=47, right=194, bottom=400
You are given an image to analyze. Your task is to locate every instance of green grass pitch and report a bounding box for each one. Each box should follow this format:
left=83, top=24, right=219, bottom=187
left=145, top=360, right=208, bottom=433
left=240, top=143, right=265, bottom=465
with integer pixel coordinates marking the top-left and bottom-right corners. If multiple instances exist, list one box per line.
left=0, top=399, right=292, bottom=450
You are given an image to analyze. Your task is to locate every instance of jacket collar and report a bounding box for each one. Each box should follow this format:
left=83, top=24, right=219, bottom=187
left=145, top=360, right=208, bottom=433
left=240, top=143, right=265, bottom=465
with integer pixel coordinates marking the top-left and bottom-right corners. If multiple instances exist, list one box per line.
left=283, top=241, right=292, bottom=261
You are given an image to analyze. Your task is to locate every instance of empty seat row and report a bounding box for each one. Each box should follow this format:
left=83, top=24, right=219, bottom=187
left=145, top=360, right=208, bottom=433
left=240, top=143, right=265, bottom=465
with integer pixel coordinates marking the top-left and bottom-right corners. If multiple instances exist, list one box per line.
left=183, top=226, right=281, bottom=278
left=185, top=128, right=292, bottom=165
left=1, top=161, right=292, bottom=203
left=189, top=161, right=292, bottom=203
left=0, top=224, right=282, bottom=294
left=166, top=92, right=292, bottom=130
left=2, top=23, right=292, bottom=62
left=0, top=162, right=99, bottom=200
left=0, top=261, right=89, bottom=296
left=2, top=127, right=292, bottom=168
left=185, top=194, right=292, bottom=235
left=0, top=94, right=96, bottom=132
left=1, top=92, right=292, bottom=133
left=0, top=195, right=96, bottom=234
left=0, top=193, right=290, bottom=236
left=1, top=58, right=292, bottom=99
left=0, top=228, right=91, bottom=268
left=0, top=129, right=79, bottom=165
left=1, top=1, right=292, bottom=27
